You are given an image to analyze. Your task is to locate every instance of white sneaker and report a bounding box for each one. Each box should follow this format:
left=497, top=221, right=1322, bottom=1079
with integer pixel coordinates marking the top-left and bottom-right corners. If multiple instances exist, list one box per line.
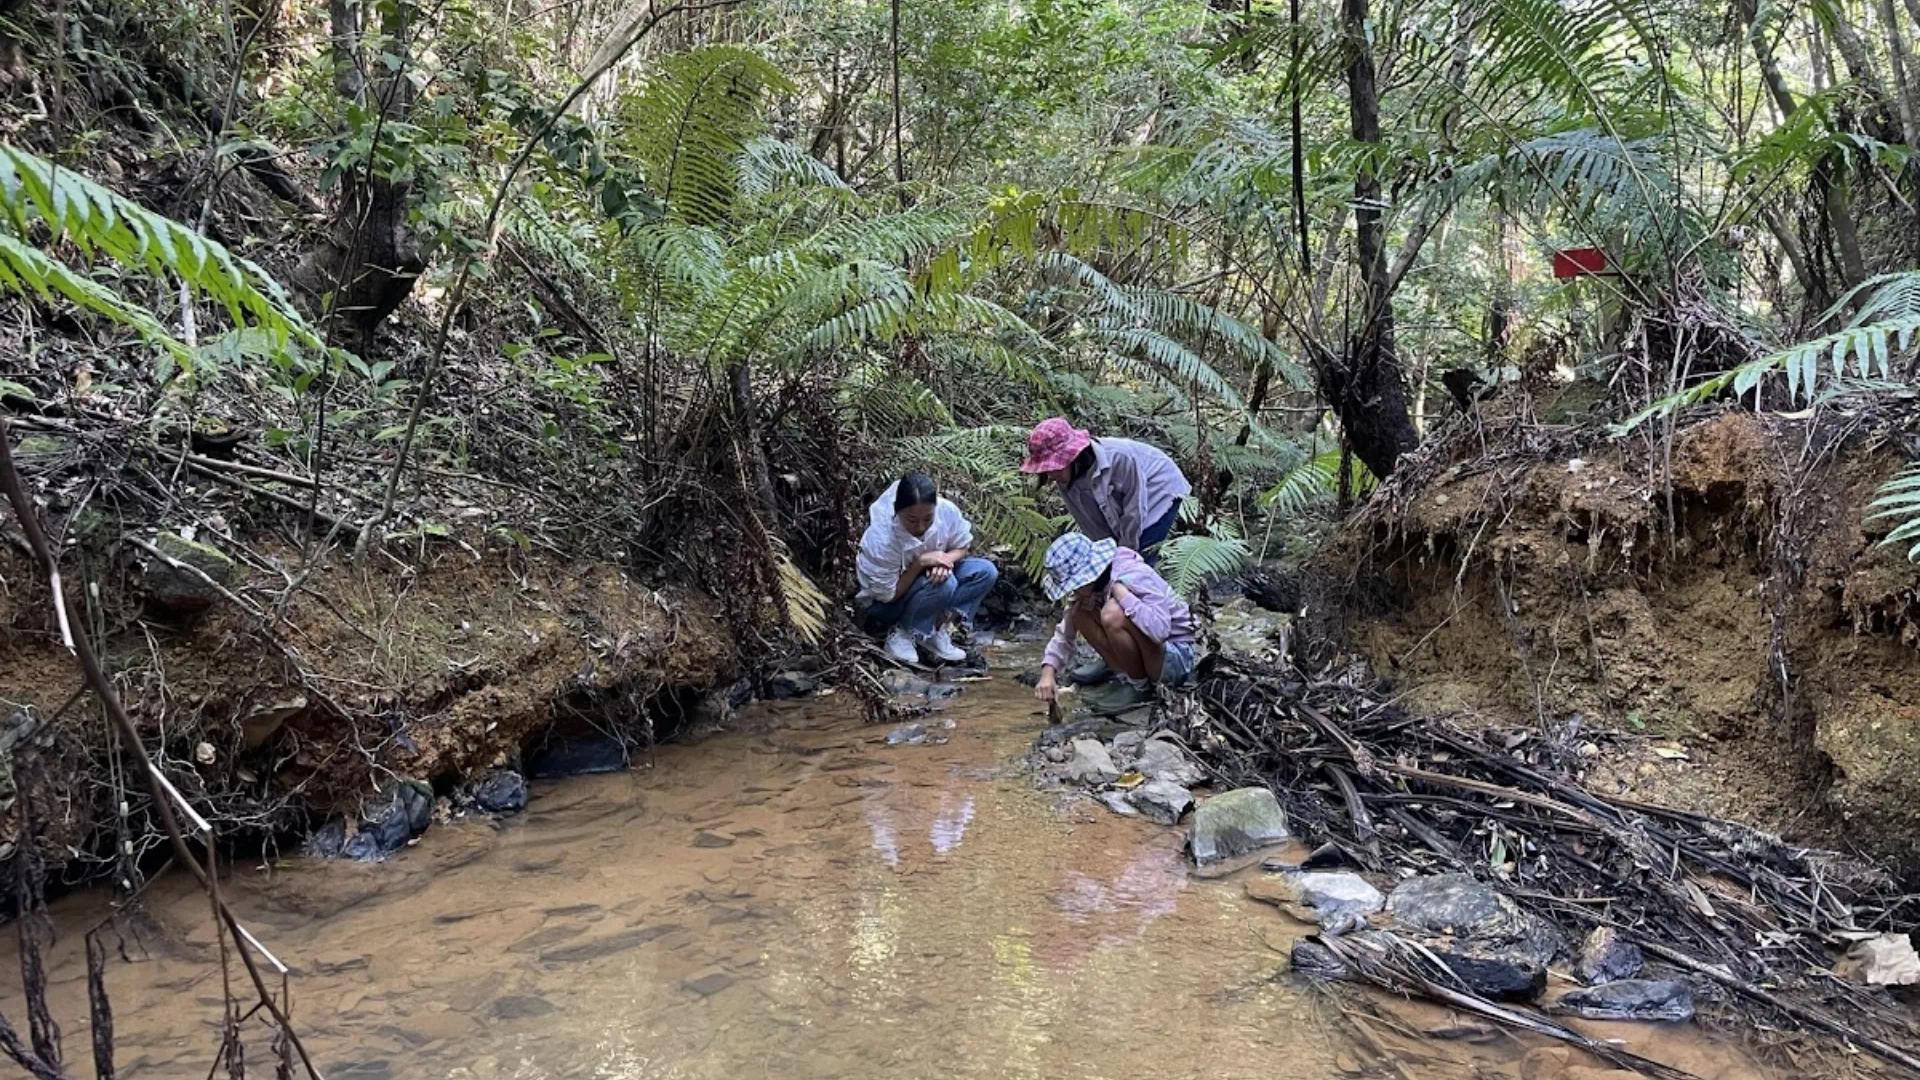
left=884, top=628, right=921, bottom=664
left=925, top=629, right=967, bottom=663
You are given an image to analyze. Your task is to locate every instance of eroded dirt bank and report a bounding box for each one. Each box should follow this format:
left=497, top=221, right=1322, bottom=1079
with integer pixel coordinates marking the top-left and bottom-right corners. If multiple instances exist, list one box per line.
left=0, top=541, right=735, bottom=869
left=1347, top=408, right=1920, bottom=866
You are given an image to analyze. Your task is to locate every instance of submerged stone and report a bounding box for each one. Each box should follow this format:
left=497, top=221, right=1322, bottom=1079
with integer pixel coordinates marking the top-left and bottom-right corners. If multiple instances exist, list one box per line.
left=1189, top=787, right=1290, bottom=866
left=1100, top=790, right=1139, bottom=817
left=1552, top=978, right=1694, bottom=1022
left=683, top=972, right=735, bottom=997
left=886, top=723, right=928, bottom=746
left=490, top=994, right=555, bottom=1020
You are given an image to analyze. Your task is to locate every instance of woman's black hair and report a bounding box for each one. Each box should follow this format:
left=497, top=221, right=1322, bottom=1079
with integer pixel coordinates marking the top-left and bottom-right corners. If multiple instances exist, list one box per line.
left=1068, top=443, right=1097, bottom=484
left=893, top=472, right=938, bottom=512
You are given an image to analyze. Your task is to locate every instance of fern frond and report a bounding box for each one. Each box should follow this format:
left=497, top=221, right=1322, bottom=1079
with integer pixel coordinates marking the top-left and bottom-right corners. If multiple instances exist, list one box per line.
left=1095, top=326, right=1248, bottom=411
left=614, top=45, right=793, bottom=226
left=1616, top=314, right=1920, bottom=432
left=1157, top=533, right=1252, bottom=598
left=1258, top=453, right=1337, bottom=515
left=774, top=547, right=829, bottom=645
left=0, top=145, right=327, bottom=375
left=836, top=361, right=953, bottom=432
left=737, top=136, right=851, bottom=196
left=1868, top=463, right=1920, bottom=561
left=0, top=231, right=195, bottom=372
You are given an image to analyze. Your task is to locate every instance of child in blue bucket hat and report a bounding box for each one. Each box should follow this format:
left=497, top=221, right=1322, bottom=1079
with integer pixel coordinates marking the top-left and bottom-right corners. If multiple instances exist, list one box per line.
left=1034, top=532, right=1198, bottom=716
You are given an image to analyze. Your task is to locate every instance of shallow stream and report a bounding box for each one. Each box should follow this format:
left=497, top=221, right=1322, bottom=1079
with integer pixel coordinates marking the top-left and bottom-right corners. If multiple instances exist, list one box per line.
left=7, top=653, right=1777, bottom=1079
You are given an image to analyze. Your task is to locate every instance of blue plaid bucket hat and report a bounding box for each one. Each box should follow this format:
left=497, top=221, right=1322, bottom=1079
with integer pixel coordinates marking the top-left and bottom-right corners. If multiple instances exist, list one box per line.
left=1042, top=533, right=1118, bottom=601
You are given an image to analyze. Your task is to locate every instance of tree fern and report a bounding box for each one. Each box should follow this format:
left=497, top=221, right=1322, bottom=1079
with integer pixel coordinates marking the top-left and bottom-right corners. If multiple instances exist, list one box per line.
left=737, top=136, right=851, bottom=197
left=836, top=361, right=953, bottom=432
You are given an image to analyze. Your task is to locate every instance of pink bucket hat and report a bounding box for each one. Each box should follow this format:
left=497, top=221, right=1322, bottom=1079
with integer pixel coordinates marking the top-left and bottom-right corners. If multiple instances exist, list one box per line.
left=1019, top=417, right=1092, bottom=474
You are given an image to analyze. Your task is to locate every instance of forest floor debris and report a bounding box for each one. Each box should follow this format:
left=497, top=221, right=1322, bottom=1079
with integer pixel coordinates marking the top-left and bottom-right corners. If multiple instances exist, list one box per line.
left=1168, top=651, right=1920, bottom=1075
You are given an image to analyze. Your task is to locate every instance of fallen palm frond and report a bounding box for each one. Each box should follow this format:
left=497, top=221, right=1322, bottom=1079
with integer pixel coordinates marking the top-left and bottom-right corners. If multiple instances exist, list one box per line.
left=1173, top=652, right=1920, bottom=1076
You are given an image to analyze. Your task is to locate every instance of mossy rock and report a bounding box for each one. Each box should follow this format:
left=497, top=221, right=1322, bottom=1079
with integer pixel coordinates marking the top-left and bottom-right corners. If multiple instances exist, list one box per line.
left=143, top=532, right=237, bottom=615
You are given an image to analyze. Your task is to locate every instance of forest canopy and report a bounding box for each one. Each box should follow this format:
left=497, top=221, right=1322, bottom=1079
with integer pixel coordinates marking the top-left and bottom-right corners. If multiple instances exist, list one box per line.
left=1, top=0, right=1917, bottom=614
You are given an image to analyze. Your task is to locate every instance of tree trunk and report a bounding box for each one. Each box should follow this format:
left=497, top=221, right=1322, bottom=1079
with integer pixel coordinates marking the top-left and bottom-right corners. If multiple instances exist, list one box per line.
left=299, top=0, right=422, bottom=356
left=730, top=362, right=779, bottom=522
left=1322, top=0, right=1419, bottom=480
left=890, top=0, right=906, bottom=205
left=1823, top=161, right=1870, bottom=288
left=1875, top=0, right=1920, bottom=151
left=1824, top=2, right=1897, bottom=136
left=328, top=0, right=364, bottom=103
left=1740, top=0, right=1862, bottom=308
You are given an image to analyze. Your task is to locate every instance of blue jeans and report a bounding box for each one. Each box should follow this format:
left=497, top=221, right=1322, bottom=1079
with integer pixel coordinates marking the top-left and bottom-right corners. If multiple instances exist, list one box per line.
left=863, top=557, right=999, bottom=637
left=1138, top=504, right=1179, bottom=566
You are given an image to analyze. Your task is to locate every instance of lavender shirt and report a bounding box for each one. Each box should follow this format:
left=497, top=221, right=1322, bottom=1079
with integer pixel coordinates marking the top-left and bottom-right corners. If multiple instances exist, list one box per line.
left=1062, top=438, right=1191, bottom=550
left=1042, top=548, right=1197, bottom=673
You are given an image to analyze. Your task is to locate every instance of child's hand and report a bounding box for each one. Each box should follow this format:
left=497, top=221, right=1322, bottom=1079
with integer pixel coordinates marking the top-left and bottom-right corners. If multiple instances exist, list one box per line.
left=1108, top=580, right=1132, bottom=604
left=1034, top=669, right=1058, bottom=702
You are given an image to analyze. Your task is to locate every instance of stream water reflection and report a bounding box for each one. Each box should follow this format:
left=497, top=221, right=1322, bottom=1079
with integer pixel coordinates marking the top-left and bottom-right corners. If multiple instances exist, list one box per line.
left=5, top=652, right=1777, bottom=1080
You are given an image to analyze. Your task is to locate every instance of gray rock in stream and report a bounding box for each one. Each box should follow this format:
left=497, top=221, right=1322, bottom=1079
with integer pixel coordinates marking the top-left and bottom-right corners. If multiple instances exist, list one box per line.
left=886, top=723, right=928, bottom=746
left=1188, top=787, right=1290, bottom=866
left=766, top=670, right=820, bottom=698
left=1384, top=874, right=1564, bottom=1001
left=1136, top=737, right=1204, bottom=786
left=1552, top=978, right=1694, bottom=1022
left=335, top=780, right=434, bottom=860
left=470, top=769, right=528, bottom=814
left=1126, top=779, right=1193, bottom=824
left=1575, top=926, right=1643, bottom=984
left=1099, top=790, right=1138, bottom=817
left=1290, top=872, right=1384, bottom=934
left=1064, top=738, right=1120, bottom=784
left=1289, top=937, right=1352, bottom=980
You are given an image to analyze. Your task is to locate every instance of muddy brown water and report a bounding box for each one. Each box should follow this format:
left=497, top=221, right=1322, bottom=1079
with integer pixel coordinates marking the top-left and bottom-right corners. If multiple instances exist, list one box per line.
left=7, top=650, right=1777, bottom=1079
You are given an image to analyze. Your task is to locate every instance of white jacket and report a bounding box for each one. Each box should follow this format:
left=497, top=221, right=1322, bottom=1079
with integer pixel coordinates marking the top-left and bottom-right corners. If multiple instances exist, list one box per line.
left=856, top=482, right=974, bottom=602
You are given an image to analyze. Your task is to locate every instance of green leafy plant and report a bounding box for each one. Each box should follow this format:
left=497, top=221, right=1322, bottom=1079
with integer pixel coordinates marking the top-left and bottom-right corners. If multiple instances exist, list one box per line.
left=0, top=145, right=331, bottom=383
left=1616, top=271, right=1920, bottom=432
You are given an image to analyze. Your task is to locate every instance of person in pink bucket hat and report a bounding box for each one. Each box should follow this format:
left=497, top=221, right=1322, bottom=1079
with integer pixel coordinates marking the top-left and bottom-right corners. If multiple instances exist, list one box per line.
left=1021, top=417, right=1190, bottom=685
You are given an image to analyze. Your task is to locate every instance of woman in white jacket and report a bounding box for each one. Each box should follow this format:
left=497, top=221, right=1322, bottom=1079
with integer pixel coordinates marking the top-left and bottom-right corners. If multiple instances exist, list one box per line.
left=856, top=473, right=999, bottom=664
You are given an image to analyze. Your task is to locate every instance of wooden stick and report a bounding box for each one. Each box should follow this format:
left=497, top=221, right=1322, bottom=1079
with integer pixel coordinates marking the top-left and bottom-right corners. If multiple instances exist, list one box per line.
left=0, top=418, right=328, bottom=1080
left=1639, top=938, right=1920, bottom=1076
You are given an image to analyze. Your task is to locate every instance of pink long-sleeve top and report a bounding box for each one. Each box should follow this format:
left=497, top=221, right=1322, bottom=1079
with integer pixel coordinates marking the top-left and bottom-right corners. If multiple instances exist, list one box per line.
left=1042, top=547, right=1196, bottom=672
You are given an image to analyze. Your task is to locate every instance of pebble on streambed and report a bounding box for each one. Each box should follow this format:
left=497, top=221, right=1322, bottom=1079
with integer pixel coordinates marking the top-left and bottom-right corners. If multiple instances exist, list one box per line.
left=1031, top=724, right=1300, bottom=865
